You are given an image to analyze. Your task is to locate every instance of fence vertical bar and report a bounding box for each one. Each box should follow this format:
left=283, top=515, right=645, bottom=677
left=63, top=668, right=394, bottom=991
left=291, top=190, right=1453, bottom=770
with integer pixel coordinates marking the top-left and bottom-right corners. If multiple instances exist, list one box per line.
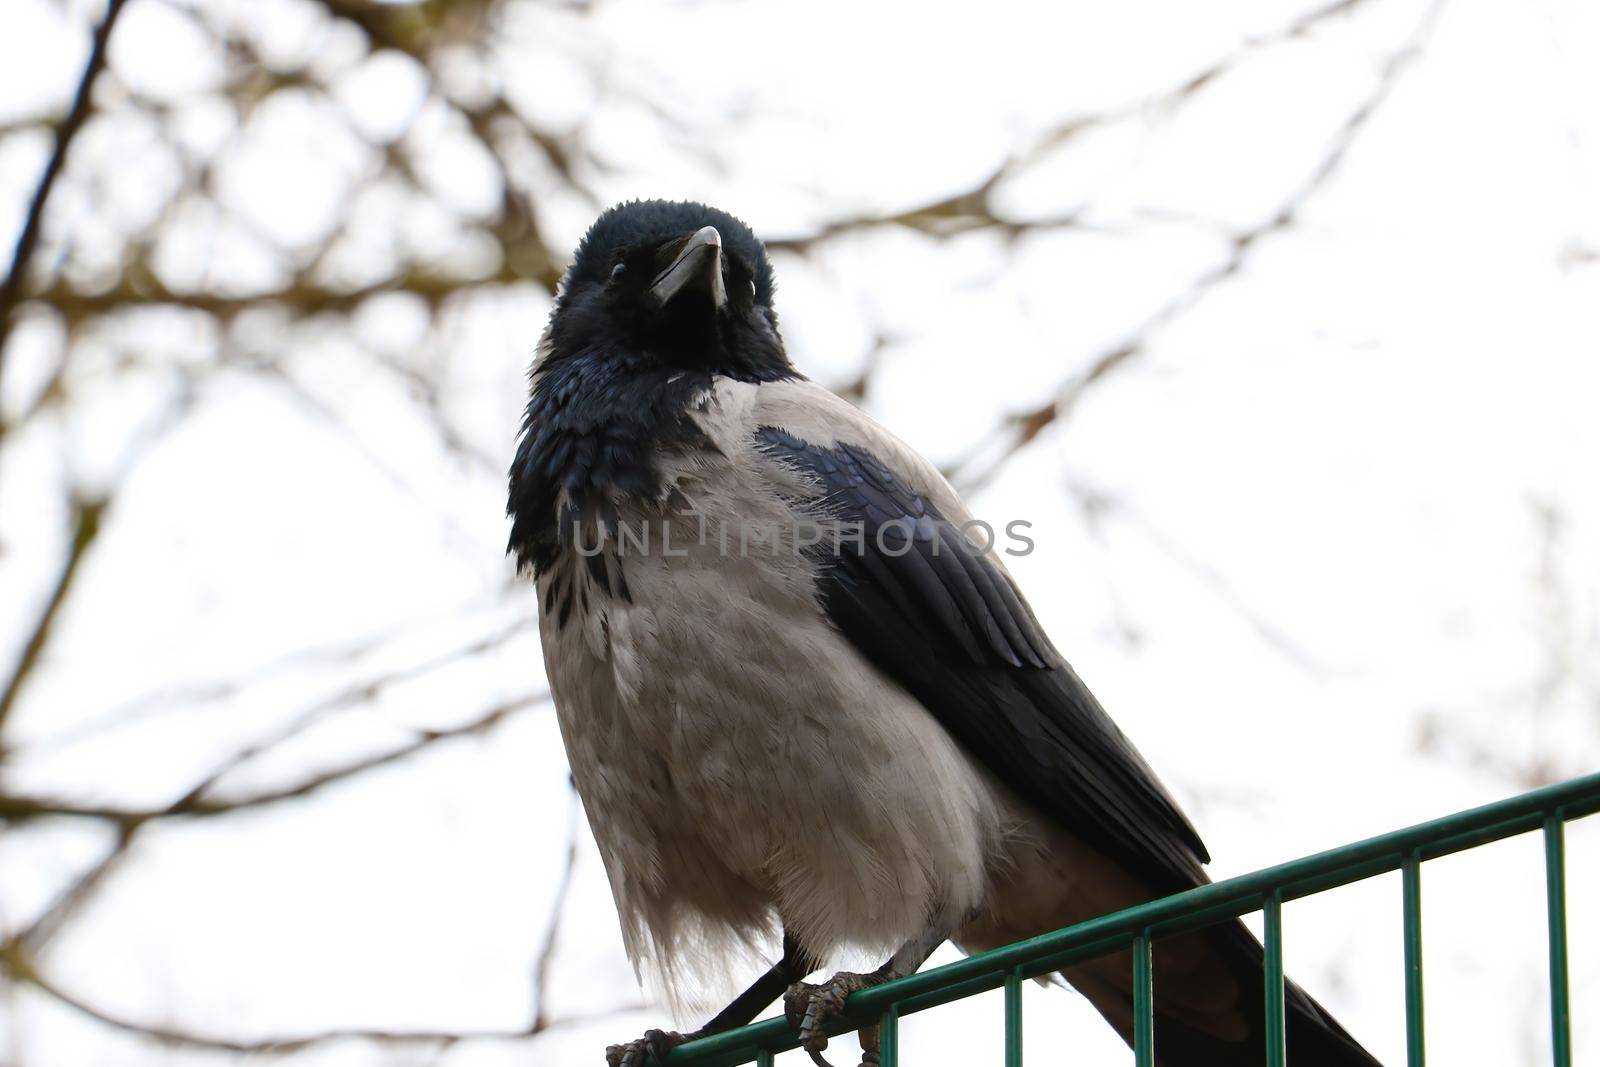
left=1402, top=851, right=1425, bottom=1067
left=1544, top=813, right=1572, bottom=1067
left=1132, top=932, right=1155, bottom=1067
left=1264, top=892, right=1286, bottom=1067
left=877, top=1003, right=900, bottom=1067
left=1004, top=971, right=1024, bottom=1067
left=755, top=1050, right=773, bottom=1067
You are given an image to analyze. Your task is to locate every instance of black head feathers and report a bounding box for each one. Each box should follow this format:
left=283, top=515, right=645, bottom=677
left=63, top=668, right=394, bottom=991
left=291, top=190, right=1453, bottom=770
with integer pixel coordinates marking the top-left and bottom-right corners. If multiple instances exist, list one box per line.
left=508, top=200, right=798, bottom=573
left=540, top=199, right=793, bottom=384
left=562, top=199, right=777, bottom=312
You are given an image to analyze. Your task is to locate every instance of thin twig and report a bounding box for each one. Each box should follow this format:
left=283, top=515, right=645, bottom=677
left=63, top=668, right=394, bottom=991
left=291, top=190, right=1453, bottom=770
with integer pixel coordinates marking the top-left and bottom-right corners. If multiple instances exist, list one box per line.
left=764, top=0, right=1387, bottom=257
left=0, top=947, right=639, bottom=1055
left=0, top=692, right=545, bottom=828
left=531, top=784, right=582, bottom=1030
left=0, top=497, right=107, bottom=744
left=948, top=0, right=1449, bottom=493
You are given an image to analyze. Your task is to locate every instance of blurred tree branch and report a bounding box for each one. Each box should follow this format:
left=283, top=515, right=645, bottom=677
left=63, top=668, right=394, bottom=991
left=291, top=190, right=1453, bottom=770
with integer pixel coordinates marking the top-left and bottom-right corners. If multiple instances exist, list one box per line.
left=1414, top=499, right=1600, bottom=787
left=0, top=0, right=130, bottom=391
left=532, top=783, right=582, bottom=1031
left=3, top=608, right=541, bottom=954
left=2, top=938, right=640, bottom=1055
left=766, top=0, right=1391, bottom=257
left=946, top=0, right=1448, bottom=493
left=0, top=498, right=105, bottom=746
left=1, top=719, right=617, bottom=1060
left=0, top=688, right=545, bottom=829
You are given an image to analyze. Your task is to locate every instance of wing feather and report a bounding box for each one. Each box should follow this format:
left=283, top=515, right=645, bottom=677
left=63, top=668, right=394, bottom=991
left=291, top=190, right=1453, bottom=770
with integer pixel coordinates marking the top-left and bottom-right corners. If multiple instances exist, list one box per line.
left=750, top=394, right=1211, bottom=894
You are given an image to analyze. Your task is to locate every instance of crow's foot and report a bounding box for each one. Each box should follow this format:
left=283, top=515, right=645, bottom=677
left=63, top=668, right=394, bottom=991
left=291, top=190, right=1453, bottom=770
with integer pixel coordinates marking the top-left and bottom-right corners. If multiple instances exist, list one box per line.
left=604, top=1028, right=695, bottom=1067
left=784, top=970, right=887, bottom=1066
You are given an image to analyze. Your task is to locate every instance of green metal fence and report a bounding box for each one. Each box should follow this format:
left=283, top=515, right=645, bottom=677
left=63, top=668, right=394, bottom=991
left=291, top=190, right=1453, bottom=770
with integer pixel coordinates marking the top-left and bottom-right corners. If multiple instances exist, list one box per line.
left=660, top=770, right=1600, bottom=1067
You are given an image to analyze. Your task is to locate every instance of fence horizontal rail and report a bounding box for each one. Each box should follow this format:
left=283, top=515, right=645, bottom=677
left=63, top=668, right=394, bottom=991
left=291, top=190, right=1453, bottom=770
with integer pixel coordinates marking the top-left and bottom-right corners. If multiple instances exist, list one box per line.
left=657, top=770, right=1600, bottom=1067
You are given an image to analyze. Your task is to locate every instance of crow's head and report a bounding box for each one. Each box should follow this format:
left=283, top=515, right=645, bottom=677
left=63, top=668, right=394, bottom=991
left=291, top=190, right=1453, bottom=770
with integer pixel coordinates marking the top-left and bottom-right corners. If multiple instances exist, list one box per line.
left=546, top=199, right=792, bottom=382
left=508, top=201, right=796, bottom=572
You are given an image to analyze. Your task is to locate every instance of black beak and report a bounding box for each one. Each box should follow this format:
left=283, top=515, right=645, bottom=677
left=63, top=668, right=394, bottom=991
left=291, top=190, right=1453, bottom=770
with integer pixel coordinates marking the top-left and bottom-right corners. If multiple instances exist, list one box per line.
left=647, top=225, right=727, bottom=312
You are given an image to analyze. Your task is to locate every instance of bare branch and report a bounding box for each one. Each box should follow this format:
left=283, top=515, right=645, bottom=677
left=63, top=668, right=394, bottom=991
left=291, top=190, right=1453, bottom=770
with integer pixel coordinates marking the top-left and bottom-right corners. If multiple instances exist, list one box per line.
left=14, top=821, right=138, bottom=953
left=0, top=692, right=545, bottom=828
left=0, top=497, right=107, bottom=746
left=0, top=943, right=640, bottom=1055
left=531, top=784, right=581, bottom=1031
left=766, top=0, right=1390, bottom=257
left=0, top=0, right=131, bottom=380
left=948, top=0, right=1448, bottom=493
left=17, top=589, right=528, bottom=759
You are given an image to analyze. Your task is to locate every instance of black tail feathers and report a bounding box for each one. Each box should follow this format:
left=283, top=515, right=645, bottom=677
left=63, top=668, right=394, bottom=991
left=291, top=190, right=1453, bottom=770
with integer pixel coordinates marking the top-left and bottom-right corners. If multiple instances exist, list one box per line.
left=1078, top=917, right=1382, bottom=1067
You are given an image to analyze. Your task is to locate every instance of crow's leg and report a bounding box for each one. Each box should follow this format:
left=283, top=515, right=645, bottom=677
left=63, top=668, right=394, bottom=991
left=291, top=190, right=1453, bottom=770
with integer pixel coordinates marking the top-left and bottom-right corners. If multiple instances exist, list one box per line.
left=605, top=933, right=818, bottom=1067
left=783, top=925, right=947, bottom=1067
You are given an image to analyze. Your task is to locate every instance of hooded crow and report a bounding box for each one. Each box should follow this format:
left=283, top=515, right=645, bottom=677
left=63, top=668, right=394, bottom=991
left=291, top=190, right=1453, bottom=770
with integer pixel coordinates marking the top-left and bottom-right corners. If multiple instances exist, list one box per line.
left=508, top=200, right=1382, bottom=1067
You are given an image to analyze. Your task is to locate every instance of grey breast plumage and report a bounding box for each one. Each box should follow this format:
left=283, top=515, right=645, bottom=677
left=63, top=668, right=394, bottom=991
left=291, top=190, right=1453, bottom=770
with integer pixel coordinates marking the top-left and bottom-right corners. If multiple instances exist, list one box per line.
left=536, top=375, right=1015, bottom=1005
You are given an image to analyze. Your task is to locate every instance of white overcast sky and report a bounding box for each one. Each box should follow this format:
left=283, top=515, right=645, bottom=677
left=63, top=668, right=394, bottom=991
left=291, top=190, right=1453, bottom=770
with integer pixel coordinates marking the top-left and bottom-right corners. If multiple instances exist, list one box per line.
left=1, top=0, right=1598, bottom=1065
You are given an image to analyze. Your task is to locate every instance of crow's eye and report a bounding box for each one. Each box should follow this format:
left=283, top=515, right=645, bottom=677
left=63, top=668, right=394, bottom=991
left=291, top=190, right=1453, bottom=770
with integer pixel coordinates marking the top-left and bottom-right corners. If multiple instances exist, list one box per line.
left=747, top=279, right=757, bottom=300
left=609, top=262, right=626, bottom=283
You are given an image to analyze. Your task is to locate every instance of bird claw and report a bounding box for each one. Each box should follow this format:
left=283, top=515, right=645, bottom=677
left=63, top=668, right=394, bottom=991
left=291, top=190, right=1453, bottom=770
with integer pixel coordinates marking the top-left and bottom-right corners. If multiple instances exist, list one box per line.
left=604, top=1028, right=692, bottom=1067
left=784, top=971, right=884, bottom=1062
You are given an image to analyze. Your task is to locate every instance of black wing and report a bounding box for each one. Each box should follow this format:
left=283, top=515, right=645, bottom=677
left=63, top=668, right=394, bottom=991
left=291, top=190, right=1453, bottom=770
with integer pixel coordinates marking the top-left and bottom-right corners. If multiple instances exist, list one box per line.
left=759, top=427, right=1211, bottom=895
